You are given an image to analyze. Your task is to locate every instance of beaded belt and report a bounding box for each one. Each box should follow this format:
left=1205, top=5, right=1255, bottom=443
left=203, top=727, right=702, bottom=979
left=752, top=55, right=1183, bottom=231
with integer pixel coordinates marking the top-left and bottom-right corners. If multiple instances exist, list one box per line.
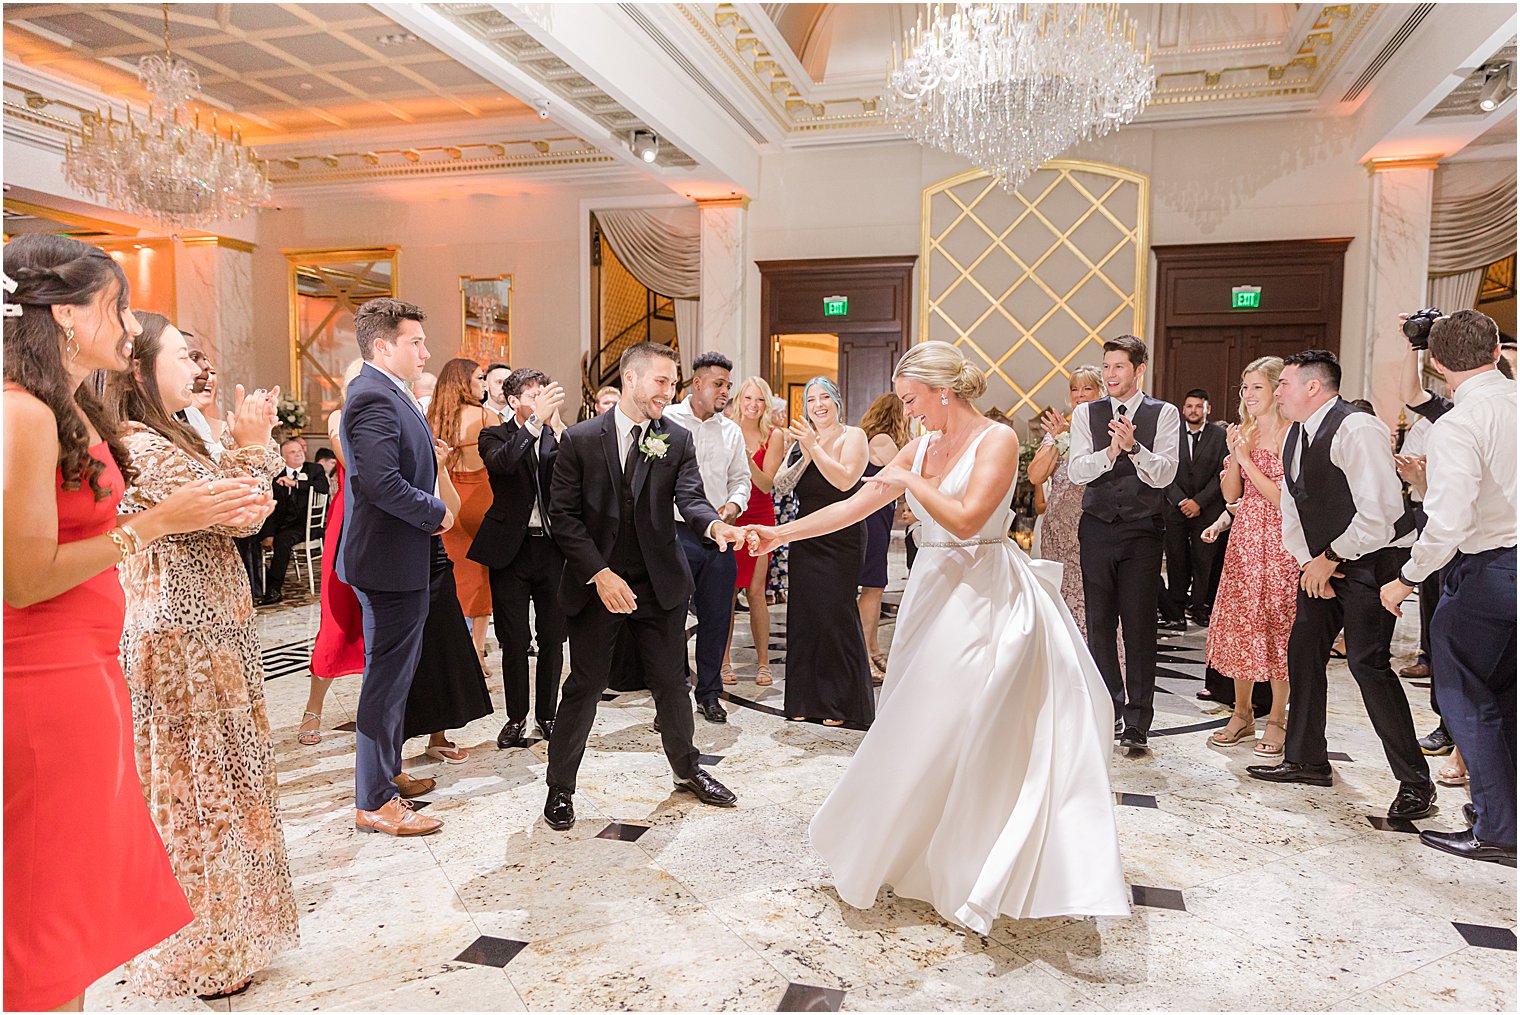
left=915, top=537, right=1009, bottom=548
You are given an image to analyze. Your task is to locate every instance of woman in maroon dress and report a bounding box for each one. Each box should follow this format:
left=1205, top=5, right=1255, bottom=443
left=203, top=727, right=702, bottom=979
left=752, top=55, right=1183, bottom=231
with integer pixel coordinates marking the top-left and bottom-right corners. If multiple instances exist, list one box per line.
left=723, top=376, right=785, bottom=685
left=3, top=234, right=266, bottom=1011
left=1203, top=356, right=1298, bottom=756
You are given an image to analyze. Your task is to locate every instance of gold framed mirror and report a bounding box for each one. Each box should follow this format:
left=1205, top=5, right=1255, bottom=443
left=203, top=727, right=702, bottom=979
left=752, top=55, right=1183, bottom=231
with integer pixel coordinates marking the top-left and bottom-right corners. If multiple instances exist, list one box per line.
left=285, top=246, right=399, bottom=427
left=460, top=274, right=512, bottom=365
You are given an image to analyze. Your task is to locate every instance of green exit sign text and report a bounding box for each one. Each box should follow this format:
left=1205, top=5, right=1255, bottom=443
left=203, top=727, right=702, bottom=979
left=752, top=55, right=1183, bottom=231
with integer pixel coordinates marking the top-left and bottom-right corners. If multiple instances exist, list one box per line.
left=1231, top=286, right=1262, bottom=309
left=823, top=295, right=848, bottom=317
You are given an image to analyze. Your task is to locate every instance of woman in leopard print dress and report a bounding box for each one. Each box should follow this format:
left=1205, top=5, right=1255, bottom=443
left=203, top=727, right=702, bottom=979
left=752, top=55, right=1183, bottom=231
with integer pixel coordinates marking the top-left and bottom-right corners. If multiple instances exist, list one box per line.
left=109, top=313, right=298, bottom=1000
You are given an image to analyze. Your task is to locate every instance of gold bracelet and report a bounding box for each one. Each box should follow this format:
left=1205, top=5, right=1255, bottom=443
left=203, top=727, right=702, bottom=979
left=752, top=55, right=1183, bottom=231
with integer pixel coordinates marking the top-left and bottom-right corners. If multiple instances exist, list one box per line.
left=105, top=527, right=132, bottom=561
left=118, top=521, right=143, bottom=554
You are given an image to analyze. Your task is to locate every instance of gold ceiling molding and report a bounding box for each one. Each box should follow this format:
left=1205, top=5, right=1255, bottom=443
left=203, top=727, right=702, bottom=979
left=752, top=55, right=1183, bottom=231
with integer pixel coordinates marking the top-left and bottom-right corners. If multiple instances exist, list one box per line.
left=265, top=136, right=608, bottom=184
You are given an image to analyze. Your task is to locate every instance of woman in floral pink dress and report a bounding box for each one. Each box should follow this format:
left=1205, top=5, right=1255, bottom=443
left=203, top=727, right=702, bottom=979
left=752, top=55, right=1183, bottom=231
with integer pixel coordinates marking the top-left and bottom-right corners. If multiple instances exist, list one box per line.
left=1202, top=356, right=1298, bottom=756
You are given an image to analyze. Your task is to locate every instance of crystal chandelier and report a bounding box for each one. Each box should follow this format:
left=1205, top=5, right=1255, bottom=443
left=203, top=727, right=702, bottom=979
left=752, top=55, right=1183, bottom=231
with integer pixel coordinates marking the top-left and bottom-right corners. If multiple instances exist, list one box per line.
left=884, top=3, right=1154, bottom=192
left=63, top=4, right=272, bottom=228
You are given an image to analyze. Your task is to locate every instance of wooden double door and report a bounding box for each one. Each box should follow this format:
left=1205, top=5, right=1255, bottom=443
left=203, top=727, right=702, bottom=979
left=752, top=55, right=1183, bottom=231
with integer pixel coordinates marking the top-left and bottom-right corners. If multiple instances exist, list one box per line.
left=1153, top=239, right=1351, bottom=420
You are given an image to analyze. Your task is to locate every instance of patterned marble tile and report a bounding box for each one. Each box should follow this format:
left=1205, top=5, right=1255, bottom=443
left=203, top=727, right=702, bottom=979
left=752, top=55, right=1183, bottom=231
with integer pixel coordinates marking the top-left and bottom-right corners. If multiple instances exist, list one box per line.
left=1330, top=944, right=1519, bottom=1011
left=841, top=945, right=1102, bottom=1012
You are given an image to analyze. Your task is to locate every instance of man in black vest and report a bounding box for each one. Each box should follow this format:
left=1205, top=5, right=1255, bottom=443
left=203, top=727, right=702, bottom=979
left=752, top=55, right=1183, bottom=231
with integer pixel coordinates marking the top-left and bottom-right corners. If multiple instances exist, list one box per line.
left=1067, top=335, right=1181, bottom=752
left=1247, top=350, right=1434, bottom=821
left=469, top=368, right=568, bottom=750
left=1160, top=389, right=1227, bottom=630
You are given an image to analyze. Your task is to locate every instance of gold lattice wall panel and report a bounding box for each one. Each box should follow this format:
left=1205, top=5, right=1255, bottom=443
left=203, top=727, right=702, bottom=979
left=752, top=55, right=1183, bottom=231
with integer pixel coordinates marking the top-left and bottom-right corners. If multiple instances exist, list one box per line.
left=920, top=161, right=1150, bottom=417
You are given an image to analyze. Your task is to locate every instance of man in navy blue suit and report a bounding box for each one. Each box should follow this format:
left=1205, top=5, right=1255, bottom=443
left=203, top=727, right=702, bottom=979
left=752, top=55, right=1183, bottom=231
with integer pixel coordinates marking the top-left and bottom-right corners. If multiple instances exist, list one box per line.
left=338, top=297, right=452, bottom=837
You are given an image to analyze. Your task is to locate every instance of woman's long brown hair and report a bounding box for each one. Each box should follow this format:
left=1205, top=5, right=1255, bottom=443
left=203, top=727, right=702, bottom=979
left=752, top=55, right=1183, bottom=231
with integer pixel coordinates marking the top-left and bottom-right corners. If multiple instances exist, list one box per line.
left=106, top=311, right=217, bottom=468
left=425, top=356, right=483, bottom=470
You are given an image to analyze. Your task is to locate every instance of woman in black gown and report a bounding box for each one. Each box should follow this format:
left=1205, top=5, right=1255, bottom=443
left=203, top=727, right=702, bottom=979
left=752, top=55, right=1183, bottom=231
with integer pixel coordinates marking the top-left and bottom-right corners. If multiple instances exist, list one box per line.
left=776, top=377, right=875, bottom=726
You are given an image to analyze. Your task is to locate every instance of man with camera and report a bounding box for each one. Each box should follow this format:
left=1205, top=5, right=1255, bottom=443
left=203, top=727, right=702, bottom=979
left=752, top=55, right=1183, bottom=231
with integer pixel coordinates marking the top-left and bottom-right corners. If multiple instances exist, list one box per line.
left=1380, top=310, right=1516, bottom=864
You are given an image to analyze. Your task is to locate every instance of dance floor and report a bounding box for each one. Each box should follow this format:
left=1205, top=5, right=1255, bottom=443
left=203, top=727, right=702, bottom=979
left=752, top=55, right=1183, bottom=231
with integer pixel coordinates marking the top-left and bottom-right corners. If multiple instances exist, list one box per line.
left=94, top=544, right=1516, bottom=1011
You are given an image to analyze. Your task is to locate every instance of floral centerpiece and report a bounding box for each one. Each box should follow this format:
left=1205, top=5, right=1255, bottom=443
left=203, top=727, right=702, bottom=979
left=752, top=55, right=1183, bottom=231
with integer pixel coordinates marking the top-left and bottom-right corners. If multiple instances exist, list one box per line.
left=275, top=396, right=309, bottom=437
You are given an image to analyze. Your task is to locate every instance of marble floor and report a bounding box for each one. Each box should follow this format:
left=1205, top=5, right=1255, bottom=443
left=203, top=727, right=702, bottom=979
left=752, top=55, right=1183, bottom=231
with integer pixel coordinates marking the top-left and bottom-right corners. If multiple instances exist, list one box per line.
left=92, top=544, right=1516, bottom=1012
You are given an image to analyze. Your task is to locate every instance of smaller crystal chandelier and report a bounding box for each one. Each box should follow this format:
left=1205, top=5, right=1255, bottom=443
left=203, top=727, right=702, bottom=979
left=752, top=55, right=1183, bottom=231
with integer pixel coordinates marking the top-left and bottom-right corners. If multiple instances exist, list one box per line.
left=63, top=3, right=272, bottom=228
left=884, top=3, right=1155, bottom=192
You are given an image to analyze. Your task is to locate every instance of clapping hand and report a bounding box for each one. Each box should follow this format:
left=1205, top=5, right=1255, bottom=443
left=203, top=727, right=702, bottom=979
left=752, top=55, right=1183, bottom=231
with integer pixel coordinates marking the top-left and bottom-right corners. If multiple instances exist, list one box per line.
left=786, top=418, right=820, bottom=454
left=1226, top=423, right=1252, bottom=466
left=1039, top=408, right=1069, bottom=437
left=1107, top=413, right=1136, bottom=454
left=1393, top=453, right=1427, bottom=496
left=227, top=384, right=278, bottom=448
left=533, top=382, right=567, bottom=426
left=433, top=437, right=453, bottom=465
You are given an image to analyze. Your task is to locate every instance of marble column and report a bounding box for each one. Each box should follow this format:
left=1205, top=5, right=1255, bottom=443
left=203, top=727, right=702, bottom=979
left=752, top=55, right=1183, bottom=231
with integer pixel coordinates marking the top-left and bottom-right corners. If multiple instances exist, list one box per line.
left=173, top=238, right=257, bottom=410
left=1362, top=160, right=1435, bottom=427
left=698, top=198, right=749, bottom=372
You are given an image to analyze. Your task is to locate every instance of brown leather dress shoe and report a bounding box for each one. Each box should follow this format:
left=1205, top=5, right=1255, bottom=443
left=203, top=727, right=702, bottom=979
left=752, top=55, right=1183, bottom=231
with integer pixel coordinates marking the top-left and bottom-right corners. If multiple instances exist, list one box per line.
left=356, top=797, right=442, bottom=836
left=391, top=772, right=435, bottom=799
left=1399, top=661, right=1431, bottom=680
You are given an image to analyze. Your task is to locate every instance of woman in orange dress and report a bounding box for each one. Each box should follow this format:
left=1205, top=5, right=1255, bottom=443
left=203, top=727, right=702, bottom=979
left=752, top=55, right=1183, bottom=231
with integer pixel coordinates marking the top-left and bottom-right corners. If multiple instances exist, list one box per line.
left=3, top=234, right=266, bottom=1012
left=427, top=357, right=496, bottom=666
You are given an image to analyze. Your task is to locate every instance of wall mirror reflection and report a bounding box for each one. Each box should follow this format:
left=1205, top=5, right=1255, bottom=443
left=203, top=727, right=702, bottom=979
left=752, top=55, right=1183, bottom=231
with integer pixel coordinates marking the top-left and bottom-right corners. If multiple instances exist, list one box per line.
left=286, top=246, right=399, bottom=426
left=461, top=274, right=512, bottom=365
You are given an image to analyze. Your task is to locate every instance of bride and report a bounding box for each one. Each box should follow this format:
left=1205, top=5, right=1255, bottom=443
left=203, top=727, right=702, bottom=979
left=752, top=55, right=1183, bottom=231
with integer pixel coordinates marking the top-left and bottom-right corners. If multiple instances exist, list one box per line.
left=745, top=341, right=1129, bottom=934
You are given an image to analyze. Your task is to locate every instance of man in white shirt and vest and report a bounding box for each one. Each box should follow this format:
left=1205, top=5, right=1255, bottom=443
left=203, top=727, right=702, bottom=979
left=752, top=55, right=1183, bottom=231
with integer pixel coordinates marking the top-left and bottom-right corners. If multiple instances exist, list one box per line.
left=1380, top=311, right=1516, bottom=864
left=663, top=352, right=751, bottom=724
left=1248, top=349, right=1434, bottom=824
left=1067, top=335, right=1181, bottom=753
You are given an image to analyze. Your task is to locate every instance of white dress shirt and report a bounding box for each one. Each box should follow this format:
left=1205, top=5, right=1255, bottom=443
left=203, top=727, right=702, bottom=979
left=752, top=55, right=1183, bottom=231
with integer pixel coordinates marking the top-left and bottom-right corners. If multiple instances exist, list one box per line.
left=181, top=404, right=223, bottom=460
left=1278, top=398, right=1412, bottom=566
left=1400, top=370, right=1516, bottom=585
left=661, top=398, right=751, bottom=518
left=1401, top=415, right=1432, bottom=503
left=1066, top=390, right=1181, bottom=488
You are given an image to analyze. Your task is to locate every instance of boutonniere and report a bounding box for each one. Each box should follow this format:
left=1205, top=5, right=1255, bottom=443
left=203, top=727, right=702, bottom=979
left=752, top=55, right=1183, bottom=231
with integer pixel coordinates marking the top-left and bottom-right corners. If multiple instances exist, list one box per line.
left=640, top=431, right=670, bottom=461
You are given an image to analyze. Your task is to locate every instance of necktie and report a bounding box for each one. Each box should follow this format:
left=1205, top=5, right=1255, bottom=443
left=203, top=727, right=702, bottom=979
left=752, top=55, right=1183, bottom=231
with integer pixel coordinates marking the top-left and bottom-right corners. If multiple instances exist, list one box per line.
left=1117, top=403, right=1128, bottom=417
left=1296, top=427, right=1310, bottom=479
left=624, top=424, right=642, bottom=488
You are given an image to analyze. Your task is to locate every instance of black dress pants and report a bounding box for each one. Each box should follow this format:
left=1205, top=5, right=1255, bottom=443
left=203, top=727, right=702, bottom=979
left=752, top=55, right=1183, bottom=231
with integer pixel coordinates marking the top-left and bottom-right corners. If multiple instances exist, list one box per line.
left=489, top=534, right=566, bottom=726
left=235, top=535, right=264, bottom=599
left=1161, top=509, right=1217, bottom=621
left=1283, top=548, right=1431, bottom=788
left=1080, top=513, right=1163, bottom=733
left=547, top=582, right=701, bottom=794
left=264, top=525, right=303, bottom=596
left=678, top=527, right=737, bottom=705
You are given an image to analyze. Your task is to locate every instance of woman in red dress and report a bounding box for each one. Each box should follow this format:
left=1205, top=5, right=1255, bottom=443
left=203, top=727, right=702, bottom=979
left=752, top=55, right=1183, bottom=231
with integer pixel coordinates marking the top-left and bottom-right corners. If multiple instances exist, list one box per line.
left=1203, top=356, right=1299, bottom=757
left=723, top=376, right=785, bottom=685
left=303, top=359, right=367, bottom=744
left=3, top=234, right=266, bottom=1011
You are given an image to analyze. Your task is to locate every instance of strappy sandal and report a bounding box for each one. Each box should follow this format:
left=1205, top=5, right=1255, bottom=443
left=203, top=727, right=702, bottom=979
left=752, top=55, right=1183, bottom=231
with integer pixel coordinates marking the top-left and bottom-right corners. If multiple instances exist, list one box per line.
left=721, top=662, right=737, bottom=685
left=298, top=711, right=322, bottom=746
left=425, top=740, right=469, bottom=764
left=821, top=718, right=845, bottom=727
left=755, top=664, right=773, bottom=686
left=1254, top=718, right=1287, bottom=756
left=1208, top=714, right=1256, bottom=746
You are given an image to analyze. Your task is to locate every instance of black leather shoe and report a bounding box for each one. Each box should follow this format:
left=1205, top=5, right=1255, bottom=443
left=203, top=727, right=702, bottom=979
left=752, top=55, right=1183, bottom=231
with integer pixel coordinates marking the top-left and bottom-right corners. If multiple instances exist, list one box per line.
left=536, top=718, right=555, bottom=741
left=256, top=591, right=284, bottom=606
left=1388, top=783, right=1437, bottom=821
left=674, top=769, right=737, bottom=807
left=1118, top=727, right=1148, bottom=751
left=1158, top=619, right=1187, bottom=633
left=1419, top=828, right=1516, bottom=866
left=496, top=720, right=527, bottom=750
left=543, top=788, right=575, bottom=830
left=1246, top=761, right=1333, bottom=786
left=698, top=699, right=728, bottom=724
left=1463, top=802, right=1478, bottom=827
left=1188, top=611, right=1211, bottom=627
left=1418, top=727, right=1455, bottom=756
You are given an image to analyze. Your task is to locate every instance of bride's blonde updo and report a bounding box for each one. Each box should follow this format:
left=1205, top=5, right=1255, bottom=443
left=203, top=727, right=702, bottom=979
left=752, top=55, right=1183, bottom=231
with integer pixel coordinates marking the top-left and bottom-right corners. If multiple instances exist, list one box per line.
left=893, top=340, right=987, bottom=403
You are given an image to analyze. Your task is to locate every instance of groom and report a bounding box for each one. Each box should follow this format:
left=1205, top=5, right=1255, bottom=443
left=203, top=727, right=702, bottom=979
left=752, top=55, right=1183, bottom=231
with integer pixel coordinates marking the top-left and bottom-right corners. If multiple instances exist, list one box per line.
left=543, top=342, right=745, bottom=829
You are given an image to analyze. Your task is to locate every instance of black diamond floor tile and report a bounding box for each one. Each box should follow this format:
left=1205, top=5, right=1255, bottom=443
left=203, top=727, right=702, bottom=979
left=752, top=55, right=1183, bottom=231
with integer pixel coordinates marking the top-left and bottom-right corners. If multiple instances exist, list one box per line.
left=698, top=754, right=724, bottom=766
left=1131, top=885, right=1186, bottom=911
left=1326, top=751, right=1353, bottom=761
left=1411, top=681, right=1432, bottom=688
left=333, top=720, right=357, bottom=732
left=1367, top=815, right=1420, bottom=833
left=601, top=692, right=619, bottom=701
left=777, top=983, right=846, bottom=1012
left=1117, top=792, right=1159, bottom=808
left=1453, top=922, right=1518, bottom=950
left=409, top=800, right=431, bottom=811
left=596, top=822, right=650, bottom=842
left=454, top=934, right=529, bottom=967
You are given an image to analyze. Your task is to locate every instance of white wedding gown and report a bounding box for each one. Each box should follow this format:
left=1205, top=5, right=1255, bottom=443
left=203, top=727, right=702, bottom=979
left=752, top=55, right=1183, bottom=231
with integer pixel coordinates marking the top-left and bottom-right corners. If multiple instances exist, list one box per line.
left=809, top=428, right=1130, bottom=934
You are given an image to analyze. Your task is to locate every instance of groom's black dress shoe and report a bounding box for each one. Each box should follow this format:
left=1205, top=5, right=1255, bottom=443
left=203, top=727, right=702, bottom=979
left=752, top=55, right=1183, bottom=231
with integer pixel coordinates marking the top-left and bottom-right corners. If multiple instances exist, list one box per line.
left=674, top=769, right=737, bottom=807
left=1387, top=783, right=1437, bottom=821
left=1419, top=828, right=1516, bottom=866
left=698, top=699, right=728, bottom=724
left=1158, top=618, right=1187, bottom=633
left=1246, top=761, right=1333, bottom=786
left=1118, top=727, right=1148, bottom=751
left=544, top=788, right=575, bottom=830
left=497, top=720, right=527, bottom=750
left=1114, top=719, right=1124, bottom=739
left=536, top=718, right=556, bottom=741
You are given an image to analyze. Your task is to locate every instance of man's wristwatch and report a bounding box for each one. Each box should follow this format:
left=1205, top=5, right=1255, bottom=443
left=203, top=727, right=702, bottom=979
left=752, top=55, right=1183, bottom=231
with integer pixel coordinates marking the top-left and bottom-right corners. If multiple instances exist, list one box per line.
left=525, top=414, right=541, bottom=429
left=1324, top=546, right=1348, bottom=564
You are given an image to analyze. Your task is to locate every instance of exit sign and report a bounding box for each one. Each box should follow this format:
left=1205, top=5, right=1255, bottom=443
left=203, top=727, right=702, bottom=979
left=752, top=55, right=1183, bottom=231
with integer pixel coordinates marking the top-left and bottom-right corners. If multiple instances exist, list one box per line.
left=823, top=295, right=848, bottom=317
left=1231, top=285, right=1262, bottom=309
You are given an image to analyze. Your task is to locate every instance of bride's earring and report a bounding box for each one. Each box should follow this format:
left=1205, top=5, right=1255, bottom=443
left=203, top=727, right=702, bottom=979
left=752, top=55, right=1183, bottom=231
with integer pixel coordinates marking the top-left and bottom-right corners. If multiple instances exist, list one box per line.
left=63, top=326, right=79, bottom=362
left=940, top=392, right=949, bottom=406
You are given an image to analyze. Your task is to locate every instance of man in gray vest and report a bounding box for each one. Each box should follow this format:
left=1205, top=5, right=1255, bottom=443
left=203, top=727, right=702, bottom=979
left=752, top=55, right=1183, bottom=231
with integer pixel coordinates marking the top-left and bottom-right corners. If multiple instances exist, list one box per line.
left=1248, top=349, right=1434, bottom=823
left=1067, top=335, right=1181, bottom=752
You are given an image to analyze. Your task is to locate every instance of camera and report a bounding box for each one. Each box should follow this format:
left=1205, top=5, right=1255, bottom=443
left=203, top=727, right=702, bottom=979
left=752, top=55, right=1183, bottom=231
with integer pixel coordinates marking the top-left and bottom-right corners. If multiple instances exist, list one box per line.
left=1402, top=307, right=1443, bottom=350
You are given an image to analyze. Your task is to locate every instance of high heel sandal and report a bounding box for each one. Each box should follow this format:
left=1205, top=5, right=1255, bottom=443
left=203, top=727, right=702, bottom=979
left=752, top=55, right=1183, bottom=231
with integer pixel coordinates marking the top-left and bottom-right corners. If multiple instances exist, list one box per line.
left=298, top=710, right=322, bottom=746
left=1254, top=718, right=1287, bottom=756
left=425, top=740, right=469, bottom=764
left=721, top=661, right=737, bottom=685
left=755, top=663, right=773, bottom=686
left=1208, top=714, right=1256, bottom=747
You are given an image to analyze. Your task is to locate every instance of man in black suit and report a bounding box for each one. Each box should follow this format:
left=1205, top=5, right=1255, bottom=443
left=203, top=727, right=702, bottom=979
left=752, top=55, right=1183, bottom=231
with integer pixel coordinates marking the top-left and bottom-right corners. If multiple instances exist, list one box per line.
left=469, top=367, right=569, bottom=750
left=257, top=435, right=330, bottom=605
left=1159, top=389, right=1227, bottom=630
left=339, top=297, right=451, bottom=837
left=543, top=342, right=745, bottom=830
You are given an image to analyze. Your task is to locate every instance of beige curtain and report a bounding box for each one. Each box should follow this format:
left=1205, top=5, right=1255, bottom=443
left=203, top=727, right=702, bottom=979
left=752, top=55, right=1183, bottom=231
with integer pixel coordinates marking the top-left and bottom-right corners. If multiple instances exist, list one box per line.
left=1427, top=268, right=1485, bottom=313
left=1428, top=169, right=1517, bottom=274
left=596, top=208, right=701, bottom=373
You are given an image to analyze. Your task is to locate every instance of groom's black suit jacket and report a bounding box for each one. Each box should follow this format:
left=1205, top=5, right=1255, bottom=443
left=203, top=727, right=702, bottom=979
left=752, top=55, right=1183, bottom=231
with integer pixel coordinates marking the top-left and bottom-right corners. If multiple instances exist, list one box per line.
left=548, top=409, right=720, bottom=615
